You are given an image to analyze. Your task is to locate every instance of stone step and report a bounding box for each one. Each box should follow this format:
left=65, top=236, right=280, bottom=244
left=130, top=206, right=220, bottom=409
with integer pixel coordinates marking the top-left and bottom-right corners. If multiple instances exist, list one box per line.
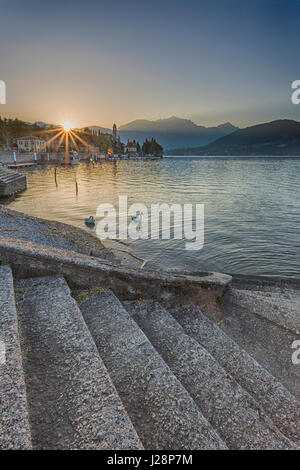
left=16, top=276, right=142, bottom=450
left=222, top=287, right=300, bottom=399
left=0, top=174, right=24, bottom=181
left=231, top=275, right=300, bottom=295
left=126, top=300, right=294, bottom=450
left=0, top=171, right=17, bottom=178
left=171, top=304, right=300, bottom=444
left=0, top=170, right=23, bottom=180
left=0, top=266, right=32, bottom=449
left=0, top=178, right=24, bottom=186
left=79, top=290, right=227, bottom=450
left=230, top=288, right=300, bottom=333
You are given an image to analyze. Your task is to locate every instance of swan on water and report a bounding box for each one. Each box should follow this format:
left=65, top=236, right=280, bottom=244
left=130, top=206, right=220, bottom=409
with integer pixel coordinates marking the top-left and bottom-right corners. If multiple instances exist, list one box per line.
left=85, top=216, right=95, bottom=225
left=131, top=214, right=142, bottom=223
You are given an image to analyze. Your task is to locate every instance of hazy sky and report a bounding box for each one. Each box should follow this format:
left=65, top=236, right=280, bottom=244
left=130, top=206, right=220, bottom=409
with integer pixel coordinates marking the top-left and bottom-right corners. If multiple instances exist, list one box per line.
left=1, top=0, right=300, bottom=128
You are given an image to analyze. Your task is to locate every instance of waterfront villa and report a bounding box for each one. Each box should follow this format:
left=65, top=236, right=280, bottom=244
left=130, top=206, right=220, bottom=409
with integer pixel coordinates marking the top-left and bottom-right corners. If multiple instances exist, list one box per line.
left=125, top=140, right=138, bottom=154
left=88, top=126, right=109, bottom=137
left=16, top=136, right=46, bottom=152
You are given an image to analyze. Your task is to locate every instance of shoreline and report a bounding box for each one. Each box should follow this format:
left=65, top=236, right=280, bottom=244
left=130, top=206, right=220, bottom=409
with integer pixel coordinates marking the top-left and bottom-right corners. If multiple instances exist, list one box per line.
left=1, top=204, right=300, bottom=289
left=0, top=205, right=145, bottom=269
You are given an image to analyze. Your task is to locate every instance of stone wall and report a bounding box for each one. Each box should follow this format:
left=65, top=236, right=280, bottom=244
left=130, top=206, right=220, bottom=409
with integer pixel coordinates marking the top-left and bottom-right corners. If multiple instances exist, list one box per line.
left=0, top=170, right=27, bottom=197
left=0, top=235, right=232, bottom=307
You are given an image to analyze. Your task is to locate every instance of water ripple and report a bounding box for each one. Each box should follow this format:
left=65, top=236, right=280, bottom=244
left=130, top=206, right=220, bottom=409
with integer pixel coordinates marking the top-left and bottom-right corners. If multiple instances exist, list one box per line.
left=8, top=157, right=300, bottom=278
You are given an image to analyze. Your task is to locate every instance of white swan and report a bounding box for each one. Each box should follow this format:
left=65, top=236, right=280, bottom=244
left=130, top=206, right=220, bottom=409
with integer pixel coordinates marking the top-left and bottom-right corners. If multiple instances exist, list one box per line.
left=131, top=214, right=142, bottom=223
left=85, top=216, right=95, bottom=225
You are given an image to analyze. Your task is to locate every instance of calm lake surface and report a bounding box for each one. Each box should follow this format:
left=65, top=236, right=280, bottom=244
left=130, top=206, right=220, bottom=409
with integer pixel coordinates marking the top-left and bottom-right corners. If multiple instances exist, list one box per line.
left=8, top=156, right=300, bottom=278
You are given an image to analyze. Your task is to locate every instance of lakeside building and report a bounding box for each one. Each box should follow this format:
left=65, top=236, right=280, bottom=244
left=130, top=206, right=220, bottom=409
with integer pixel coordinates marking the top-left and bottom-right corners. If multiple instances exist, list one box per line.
left=16, top=136, right=46, bottom=152
left=89, top=123, right=117, bottom=140
left=86, top=124, right=161, bottom=157
left=125, top=140, right=138, bottom=154
left=124, top=140, right=141, bottom=156
left=88, top=126, right=111, bottom=137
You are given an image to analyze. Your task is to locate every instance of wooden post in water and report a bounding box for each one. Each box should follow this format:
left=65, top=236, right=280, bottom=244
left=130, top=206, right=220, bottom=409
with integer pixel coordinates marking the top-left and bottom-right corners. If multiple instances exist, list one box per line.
left=54, top=168, right=57, bottom=187
left=75, top=178, right=78, bottom=195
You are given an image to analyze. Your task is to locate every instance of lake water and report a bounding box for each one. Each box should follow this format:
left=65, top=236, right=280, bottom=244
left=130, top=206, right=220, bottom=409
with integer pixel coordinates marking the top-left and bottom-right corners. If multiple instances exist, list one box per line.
left=7, top=156, right=300, bottom=279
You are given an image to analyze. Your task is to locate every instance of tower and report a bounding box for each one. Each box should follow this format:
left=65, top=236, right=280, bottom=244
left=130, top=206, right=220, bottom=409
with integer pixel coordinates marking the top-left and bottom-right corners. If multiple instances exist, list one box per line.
left=112, top=123, right=117, bottom=143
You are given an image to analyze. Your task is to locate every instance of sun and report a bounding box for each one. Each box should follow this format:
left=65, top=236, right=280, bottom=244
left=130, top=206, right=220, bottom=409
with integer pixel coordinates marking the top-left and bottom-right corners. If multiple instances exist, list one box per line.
left=62, top=121, right=72, bottom=132
left=38, top=120, right=96, bottom=160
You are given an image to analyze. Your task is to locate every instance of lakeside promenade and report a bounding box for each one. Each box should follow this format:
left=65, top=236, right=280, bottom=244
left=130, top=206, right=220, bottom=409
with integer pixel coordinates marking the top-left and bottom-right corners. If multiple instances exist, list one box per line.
left=0, top=151, right=163, bottom=166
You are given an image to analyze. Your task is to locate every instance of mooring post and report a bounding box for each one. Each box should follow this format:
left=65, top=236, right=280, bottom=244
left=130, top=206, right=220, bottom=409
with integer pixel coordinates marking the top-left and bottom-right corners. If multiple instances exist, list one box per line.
left=54, top=168, right=57, bottom=186
left=13, top=152, right=16, bottom=163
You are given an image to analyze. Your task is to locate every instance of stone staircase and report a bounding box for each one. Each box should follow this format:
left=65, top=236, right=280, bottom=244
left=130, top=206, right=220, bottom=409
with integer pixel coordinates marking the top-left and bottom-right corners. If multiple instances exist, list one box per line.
left=0, top=167, right=26, bottom=197
left=221, top=285, right=300, bottom=399
left=0, top=265, right=299, bottom=450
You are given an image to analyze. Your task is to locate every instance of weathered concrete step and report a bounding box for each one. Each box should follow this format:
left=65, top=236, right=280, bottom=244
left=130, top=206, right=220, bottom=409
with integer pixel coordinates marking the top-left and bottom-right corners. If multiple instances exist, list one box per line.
left=0, top=170, right=24, bottom=180
left=171, top=305, right=300, bottom=444
left=0, top=266, right=31, bottom=449
left=0, top=171, right=19, bottom=179
left=0, top=173, right=24, bottom=181
left=126, top=300, right=294, bottom=450
left=0, top=235, right=231, bottom=308
left=222, top=288, right=300, bottom=399
left=16, top=276, right=142, bottom=450
left=79, top=290, right=227, bottom=450
left=0, top=175, right=27, bottom=196
left=230, top=288, right=300, bottom=333
left=0, top=179, right=25, bottom=188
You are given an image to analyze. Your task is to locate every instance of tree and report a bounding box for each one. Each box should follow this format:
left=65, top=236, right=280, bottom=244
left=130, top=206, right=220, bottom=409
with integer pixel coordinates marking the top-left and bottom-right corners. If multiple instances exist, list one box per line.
left=142, top=137, right=163, bottom=156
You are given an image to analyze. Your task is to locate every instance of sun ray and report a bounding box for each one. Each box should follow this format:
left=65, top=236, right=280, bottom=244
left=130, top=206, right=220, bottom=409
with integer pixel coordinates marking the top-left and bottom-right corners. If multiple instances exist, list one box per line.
left=69, top=131, right=79, bottom=152
left=33, top=123, right=96, bottom=162
left=65, top=132, right=69, bottom=164
left=47, top=132, right=65, bottom=161
left=39, top=129, right=65, bottom=152
left=53, top=131, right=66, bottom=152
left=70, top=130, right=96, bottom=154
left=33, top=127, right=62, bottom=136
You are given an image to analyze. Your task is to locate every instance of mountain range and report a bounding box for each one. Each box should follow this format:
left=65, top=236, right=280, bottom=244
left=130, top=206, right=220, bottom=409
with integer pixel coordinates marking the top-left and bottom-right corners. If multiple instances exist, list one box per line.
left=23, top=116, right=237, bottom=150
left=117, top=117, right=238, bottom=150
left=167, top=120, right=300, bottom=156
left=21, top=117, right=300, bottom=156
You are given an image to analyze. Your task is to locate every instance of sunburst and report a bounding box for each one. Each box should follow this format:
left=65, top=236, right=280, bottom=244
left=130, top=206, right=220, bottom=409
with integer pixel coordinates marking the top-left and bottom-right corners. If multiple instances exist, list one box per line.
left=35, top=122, right=94, bottom=163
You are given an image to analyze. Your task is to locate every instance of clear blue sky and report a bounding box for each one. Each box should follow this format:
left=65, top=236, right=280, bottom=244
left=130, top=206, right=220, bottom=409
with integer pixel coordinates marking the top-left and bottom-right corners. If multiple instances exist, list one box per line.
left=1, top=0, right=300, bottom=128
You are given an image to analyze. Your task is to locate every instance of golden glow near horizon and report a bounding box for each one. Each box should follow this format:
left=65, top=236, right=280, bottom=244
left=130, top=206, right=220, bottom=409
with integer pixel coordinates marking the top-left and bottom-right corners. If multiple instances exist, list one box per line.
left=62, top=122, right=72, bottom=132
left=36, top=121, right=95, bottom=162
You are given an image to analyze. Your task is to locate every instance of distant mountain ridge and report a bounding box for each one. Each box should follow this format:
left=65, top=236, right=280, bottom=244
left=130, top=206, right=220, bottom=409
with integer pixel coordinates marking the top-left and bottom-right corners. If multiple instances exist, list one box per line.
left=167, top=120, right=300, bottom=156
left=15, top=116, right=237, bottom=150
left=119, top=116, right=236, bottom=132
left=118, top=116, right=238, bottom=149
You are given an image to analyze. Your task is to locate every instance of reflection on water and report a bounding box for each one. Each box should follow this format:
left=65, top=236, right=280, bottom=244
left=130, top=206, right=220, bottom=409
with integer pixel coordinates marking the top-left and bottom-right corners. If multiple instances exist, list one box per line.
left=7, top=157, right=300, bottom=278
